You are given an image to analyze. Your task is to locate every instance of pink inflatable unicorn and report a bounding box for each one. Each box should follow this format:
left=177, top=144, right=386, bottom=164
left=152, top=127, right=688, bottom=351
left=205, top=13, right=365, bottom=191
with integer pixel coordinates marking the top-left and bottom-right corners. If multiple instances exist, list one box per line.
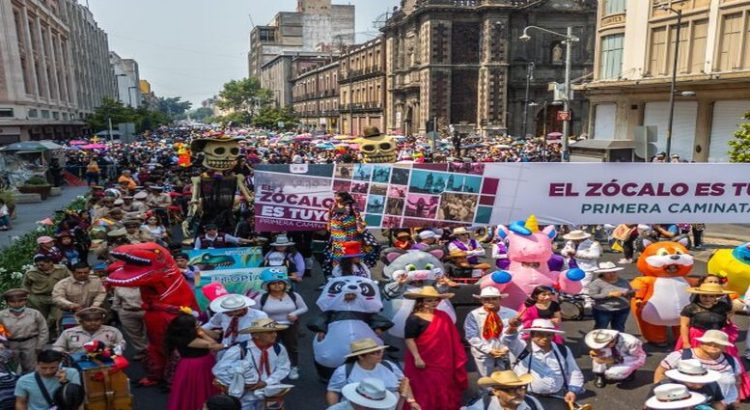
left=480, top=215, right=584, bottom=309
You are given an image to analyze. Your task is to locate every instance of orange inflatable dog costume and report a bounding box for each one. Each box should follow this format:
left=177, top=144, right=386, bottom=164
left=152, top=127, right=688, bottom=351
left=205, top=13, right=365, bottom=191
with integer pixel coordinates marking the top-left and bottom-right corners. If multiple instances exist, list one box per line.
left=630, top=239, right=694, bottom=345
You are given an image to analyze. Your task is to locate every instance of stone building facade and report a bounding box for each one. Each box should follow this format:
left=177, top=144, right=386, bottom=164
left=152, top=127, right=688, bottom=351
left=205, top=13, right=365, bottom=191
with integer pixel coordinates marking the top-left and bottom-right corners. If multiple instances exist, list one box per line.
left=260, top=51, right=335, bottom=108
left=339, top=38, right=386, bottom=135
left=382, top=0, right=596, bottom=137
left=249, top=0, right=354, bottom=77
left=0, top=0, right=115, bottom=142
left=291, top=60, right=340, bottom=132
left=584, top=0, right=750, bottom=162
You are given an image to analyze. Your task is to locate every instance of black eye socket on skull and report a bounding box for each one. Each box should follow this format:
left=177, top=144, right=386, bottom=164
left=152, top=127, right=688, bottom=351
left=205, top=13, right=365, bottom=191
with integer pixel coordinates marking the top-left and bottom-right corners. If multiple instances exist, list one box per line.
left=214, top=147, right=226, bottom=155
left=379, top=143, right=392, bottom=150
left=230, top=148, right=239, bottom=155
left=362, top=145, right=375, bottom=152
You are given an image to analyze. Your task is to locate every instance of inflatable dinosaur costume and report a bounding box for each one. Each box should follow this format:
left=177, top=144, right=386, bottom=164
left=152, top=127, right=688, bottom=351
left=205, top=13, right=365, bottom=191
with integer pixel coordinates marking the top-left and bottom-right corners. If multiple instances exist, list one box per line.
left=107, top=242, right=198, bottom=386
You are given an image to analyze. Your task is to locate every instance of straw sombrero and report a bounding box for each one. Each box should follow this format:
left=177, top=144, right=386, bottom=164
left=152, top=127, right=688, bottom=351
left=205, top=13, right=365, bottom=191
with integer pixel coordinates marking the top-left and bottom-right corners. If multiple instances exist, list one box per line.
left=345, top=338, right=388, bottom=358
left=477, top=370, right=533, bottom=388
left=685, top=283, right=735, bottom=296
left=403, top=286, right=454, bottom=300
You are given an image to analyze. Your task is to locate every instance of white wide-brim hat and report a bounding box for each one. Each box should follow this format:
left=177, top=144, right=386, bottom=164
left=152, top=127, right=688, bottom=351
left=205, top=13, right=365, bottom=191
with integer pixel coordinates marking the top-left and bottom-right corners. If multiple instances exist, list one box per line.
left=341, top=379, right=398, bottom=409
left=563, top=230, right=591, bottom=241
left=584, top=329, right=619, bottom=350
left=209, top=293, right=256, bottom=313
left=519, top=318, right=565, bottom=335
left=472, top=287, right=509, bottom=299
left=664, top=359, right=721, bottom=385
left=645, top=383, right=706, bottom=409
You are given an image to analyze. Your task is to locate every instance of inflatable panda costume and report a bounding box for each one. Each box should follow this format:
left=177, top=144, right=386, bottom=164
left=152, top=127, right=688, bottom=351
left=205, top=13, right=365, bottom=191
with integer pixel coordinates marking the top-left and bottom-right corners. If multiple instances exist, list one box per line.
left=307, top=276, right=393, bottom=380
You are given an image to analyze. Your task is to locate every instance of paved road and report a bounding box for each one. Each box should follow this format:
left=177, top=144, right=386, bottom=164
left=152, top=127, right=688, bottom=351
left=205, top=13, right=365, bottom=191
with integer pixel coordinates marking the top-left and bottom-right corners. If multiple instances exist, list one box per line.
left=0, top=186, right=88, bottom=249
left=121, top=238, right=750, bottom=410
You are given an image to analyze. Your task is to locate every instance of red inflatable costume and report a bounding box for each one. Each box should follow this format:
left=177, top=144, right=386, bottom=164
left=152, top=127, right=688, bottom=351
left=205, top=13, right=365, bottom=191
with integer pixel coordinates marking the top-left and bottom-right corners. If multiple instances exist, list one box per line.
left=107, top=243, right=198, bottom=386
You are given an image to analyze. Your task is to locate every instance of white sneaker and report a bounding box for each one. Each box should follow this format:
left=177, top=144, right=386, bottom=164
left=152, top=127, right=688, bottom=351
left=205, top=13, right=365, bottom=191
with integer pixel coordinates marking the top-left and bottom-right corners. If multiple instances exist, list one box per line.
left=289, top=367, right=299, bottom=380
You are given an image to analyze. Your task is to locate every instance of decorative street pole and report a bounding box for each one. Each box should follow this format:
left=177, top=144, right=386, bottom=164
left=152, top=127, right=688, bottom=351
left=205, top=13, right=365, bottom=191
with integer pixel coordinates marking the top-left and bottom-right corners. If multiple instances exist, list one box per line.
left=662, top=5, right=683, bottom=159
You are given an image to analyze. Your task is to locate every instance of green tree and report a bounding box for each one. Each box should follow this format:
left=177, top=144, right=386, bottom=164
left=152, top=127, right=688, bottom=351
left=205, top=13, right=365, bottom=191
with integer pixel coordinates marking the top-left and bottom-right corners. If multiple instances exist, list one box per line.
left=86, top=97, right=136, bottom=131
left=216, top=78, right=273, bottom=121
left=157, top=97, right=192, bottom=117
left=189, top=107, right=216, bottom=122
left=253, top=106, right=298, bottom=129
left=133, top=106, right=170, bottom=132
left=729, top=111, right=750, bottom=162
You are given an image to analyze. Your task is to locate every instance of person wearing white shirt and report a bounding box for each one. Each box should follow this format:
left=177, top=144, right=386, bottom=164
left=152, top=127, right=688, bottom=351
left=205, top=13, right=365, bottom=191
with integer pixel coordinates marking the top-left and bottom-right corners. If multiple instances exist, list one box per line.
left=327, top=339, right=417, bottom=408
left=254, top=272, right=308, bottom=381
left=464, top=287, right=517, bottom=377
left=584, top=329, right=646, bottom=388
left=501, top=319, right=584, bottom=409
left=202, top=294, right=268, bottom=348
left=212, top=318, right=292, bottom=410
left=562, top=230, right=601, bottom=309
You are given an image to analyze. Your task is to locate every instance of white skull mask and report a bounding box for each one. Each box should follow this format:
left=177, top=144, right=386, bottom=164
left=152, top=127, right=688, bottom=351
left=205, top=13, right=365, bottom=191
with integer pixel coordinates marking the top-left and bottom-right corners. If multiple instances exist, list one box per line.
left=359, top=136, right=397, bottom=163
left=201, top=140, right=240, bottom=170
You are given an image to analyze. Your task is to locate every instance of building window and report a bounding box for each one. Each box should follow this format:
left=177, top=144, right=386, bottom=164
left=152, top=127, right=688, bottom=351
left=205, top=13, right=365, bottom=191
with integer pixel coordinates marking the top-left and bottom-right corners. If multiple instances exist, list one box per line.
left=648, top=27, right=667, bottom=75
left=0, top=109, right=13, bottom=118
left=604, top=0, right=626, bottom=15
left=52, top=111, right=59, bottom=120
left=599, top=34, right=624, bottom=79
left=41, top=110, right=50, bottom=119
left=718, top=13, right=744, bottom=72
left=28, top=109, right=38, bottom=118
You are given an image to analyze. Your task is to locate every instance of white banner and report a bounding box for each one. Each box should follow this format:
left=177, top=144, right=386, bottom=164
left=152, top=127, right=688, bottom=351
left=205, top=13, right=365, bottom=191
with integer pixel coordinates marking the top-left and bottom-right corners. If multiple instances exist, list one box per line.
left=254, top=163, right=750, bottom=229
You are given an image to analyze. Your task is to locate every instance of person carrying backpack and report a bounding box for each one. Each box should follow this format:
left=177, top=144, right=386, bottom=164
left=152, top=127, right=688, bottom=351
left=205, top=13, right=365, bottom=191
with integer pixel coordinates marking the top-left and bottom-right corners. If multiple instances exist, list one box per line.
left=13, top=350, right=81, bottom=410
left=253, top=270, right=308, bottom=381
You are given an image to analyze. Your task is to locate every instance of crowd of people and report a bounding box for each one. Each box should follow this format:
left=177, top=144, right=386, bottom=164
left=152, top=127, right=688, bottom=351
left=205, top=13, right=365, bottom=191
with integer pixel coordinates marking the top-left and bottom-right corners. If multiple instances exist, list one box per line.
left=0, top=127, right=744, bottom=410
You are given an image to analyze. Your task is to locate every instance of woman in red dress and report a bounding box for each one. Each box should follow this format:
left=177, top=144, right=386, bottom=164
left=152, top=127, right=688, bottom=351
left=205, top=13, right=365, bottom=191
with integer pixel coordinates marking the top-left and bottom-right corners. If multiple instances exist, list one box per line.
left=403, top=286, right=468, bottom=410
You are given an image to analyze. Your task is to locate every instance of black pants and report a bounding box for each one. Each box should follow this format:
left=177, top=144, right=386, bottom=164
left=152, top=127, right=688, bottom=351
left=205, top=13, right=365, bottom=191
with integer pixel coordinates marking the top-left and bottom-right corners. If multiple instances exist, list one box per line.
left=692, top=227, right=703, bottom=247
left=278, top=321, right=299, bottom=366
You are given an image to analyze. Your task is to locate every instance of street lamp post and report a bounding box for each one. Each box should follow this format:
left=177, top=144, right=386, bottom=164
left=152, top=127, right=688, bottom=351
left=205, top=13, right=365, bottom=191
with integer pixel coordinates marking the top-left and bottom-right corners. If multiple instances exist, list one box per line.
left=662, top=5, right=683, bottom=159
left=522, top=62, right=535, bottom=139
left=520, top=25, right=578, bottom=162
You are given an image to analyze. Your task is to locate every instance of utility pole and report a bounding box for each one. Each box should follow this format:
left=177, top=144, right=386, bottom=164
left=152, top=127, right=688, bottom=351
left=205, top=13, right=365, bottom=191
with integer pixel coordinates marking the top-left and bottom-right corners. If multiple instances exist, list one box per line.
left=522, top=62, right=535, bottom=139
left=664, top=7, right=683, bottom=158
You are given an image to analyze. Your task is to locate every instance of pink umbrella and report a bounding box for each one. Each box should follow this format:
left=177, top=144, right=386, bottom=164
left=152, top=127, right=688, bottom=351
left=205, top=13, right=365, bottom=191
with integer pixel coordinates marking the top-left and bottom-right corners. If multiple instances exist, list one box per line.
left=80, top=143, right=107, bottom=150
left=69, top=140, right=88, bottom=145
left=294, top=135, right=312, bottom=141
left=348, top=143, right=360, bottom=150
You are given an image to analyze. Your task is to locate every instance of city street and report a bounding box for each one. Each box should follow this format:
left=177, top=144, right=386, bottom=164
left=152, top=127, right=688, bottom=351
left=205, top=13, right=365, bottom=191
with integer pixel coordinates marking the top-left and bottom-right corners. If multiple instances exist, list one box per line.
left=119, top=235, right=748, bottom=410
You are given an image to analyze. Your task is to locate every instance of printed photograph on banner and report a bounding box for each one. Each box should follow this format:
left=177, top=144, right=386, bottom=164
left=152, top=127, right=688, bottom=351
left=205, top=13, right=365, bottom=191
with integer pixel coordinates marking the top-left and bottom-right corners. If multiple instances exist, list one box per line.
left=366, top=195, right=385, bottom=214
left=438, top=193, right=478, bottom=222
left=365, top=214, right=382, bottom=227
left=414, top=163, right=448, bottom=172
left=390, top=167, right=410, bottom=185
left=372, top=165, right=391, bottom=183
left=386, top=197, right=405, bottom=215
left=333, top=179, right=351, bottom=193
left=448, top=162, right=485, bottom=175
left=370, top=184, right=388, bottom=196
left=352, top=181, right=369, bottom=194
left=461, top=176, right=482, bottom=193
left=186, top=247, right=264, bottom=270
left=409, top=170, right=449, bottom=194
left=352, top=193, right=367, bottom=211
left=383, top=216, right=402, bottom=228
left=335, top=164, right=353, bottom=179
left=353, top=164, right=373, bottom=181
left=405, top=193, right=439, bottom=219
left=388, top=185, right=407, bottom=198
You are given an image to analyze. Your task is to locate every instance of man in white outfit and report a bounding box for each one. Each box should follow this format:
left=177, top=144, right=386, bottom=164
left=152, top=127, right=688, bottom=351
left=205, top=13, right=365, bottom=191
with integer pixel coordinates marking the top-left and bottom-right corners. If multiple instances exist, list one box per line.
left=212, top=318, right=292, bottom=410
left=585, top=329, right=646, bottom=388
left=562, top=230, right=601, bottom=308
left=464, top=287, right=517, bottom=377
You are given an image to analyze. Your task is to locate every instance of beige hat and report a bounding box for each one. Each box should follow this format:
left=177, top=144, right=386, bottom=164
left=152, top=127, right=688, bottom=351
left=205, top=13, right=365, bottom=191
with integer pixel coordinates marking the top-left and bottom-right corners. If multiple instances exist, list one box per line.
left=695, top=329, right=733, bottom=347
left=133, top=191, right=148, bottom=200
left=403, top=285, right=454, bottom=300
left=107, top=228, right=127, bottom=237
left=2, top=288, right=29, bottom=300
left=239, top=318, right=289, bottom=334
left=345, top=338, right=388, bottom=358
left=477, top=370, right=533, bottom=388
left=686, top=283, right=735, bottom=296
left=451, top=227, right=470, bottom=236
left=594, top=261, right=624, bottom=274
left=76, top=306, right=107, bottom=320
left=563, top=230, right=591, bottom=241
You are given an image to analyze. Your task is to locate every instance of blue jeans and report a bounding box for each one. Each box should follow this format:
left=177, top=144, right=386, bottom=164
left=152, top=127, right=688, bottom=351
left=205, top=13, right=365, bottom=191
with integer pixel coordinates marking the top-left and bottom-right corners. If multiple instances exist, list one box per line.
left=593, top=307, right=630, bottom=332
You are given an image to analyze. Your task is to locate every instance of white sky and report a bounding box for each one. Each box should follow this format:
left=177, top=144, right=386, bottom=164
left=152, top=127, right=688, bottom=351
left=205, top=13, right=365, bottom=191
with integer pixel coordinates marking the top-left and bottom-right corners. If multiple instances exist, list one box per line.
left=87, top=0, right=399, bottom=106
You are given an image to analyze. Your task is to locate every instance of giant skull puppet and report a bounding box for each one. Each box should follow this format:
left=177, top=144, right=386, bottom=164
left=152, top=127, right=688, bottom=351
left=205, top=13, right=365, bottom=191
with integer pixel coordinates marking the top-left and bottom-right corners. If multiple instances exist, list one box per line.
left=185, top=132, right=253, bottom=236
left=357, top=126, right=397, bottom=163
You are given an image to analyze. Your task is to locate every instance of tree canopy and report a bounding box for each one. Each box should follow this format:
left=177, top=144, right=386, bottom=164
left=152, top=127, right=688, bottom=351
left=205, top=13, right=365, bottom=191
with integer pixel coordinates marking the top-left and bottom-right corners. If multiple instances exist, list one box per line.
left=216, top=77, right=273, bottom=119
left=729, top=111, right=750, bottom=162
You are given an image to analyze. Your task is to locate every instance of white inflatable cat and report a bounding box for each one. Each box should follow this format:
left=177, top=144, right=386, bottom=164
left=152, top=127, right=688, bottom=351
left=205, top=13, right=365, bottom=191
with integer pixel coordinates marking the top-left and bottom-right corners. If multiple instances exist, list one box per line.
left=382, top=247, right=457, bottom=338
left=309, top=276, right=393, bottom=369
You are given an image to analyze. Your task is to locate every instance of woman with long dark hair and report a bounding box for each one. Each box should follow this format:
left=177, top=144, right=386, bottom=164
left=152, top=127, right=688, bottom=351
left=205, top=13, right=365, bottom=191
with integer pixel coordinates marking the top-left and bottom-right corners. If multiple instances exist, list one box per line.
left=403, top=286, right=467, bottom=410
left=324, top=191, right=379, bottom=277
left=165, top=315, right=222, bottom=410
